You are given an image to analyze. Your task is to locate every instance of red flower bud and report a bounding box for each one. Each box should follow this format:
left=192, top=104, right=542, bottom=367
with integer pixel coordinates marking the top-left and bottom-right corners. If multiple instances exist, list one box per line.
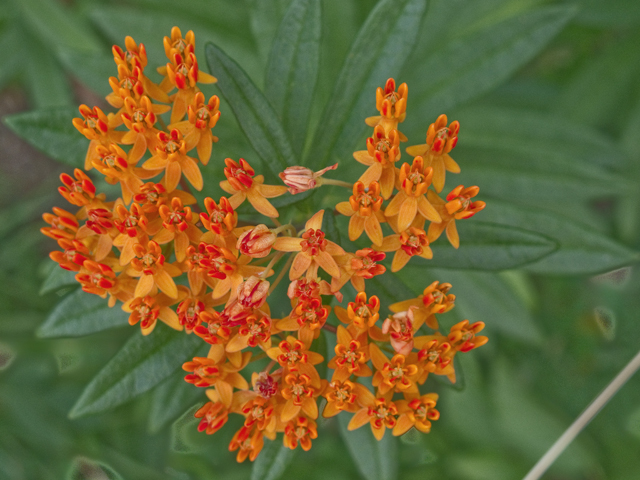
left=236, top=224, right=276, bottom=258
left=278, top=163, right=338, bottom=195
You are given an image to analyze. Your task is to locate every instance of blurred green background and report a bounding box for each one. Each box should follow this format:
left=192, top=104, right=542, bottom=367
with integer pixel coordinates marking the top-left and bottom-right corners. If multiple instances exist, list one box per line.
left=1, top=0, right=640, bottom=478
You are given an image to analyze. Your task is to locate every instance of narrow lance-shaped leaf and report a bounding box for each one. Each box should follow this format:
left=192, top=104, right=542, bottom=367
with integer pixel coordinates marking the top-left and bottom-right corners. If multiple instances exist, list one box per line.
left=265, top=0, right=321, bottom=157
left=410, top=5, right=576, bottom=115
left=38, top=289, right=129, bottom=338
left=250, top=439, right=297, bottom=480
left=337, top=413, right=398, bottom=480
left=480, top=201, right=640, bottom=274
left=306, top=0, right=428, bottom=169
left=206, top=42, right=296, bottom=178
left=422, top=221, right=558, bottom=271
left=39, top=264, right=78, bottom=295
left=4, top=107, right=87, bottom=168
left=69, top=324, right=201, bottom=418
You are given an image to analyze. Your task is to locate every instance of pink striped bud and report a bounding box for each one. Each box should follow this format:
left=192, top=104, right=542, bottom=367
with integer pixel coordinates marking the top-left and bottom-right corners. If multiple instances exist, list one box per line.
left=238, top=276, right=270, bottom=310
left=278, top=163, right=338, bottom=195
left=236, top=224, right=276, bottom=258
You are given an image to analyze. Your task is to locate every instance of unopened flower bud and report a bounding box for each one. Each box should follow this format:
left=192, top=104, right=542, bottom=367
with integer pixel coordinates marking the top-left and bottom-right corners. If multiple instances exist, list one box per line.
left=238, top=276, right=270, bottom=309
left=382, top=306, right=416, bottom=355
left=279, top=163, right=338, bottom=195
left=237, top=224, right=276, bottom=258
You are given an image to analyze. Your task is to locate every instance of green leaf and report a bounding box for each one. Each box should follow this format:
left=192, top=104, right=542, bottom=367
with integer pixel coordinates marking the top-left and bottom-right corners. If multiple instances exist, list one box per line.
left=555, top=30, right=640, bottom=128
left=4, top=107, right=87, bottom=168
left=480, top=201, right=640, bottom=274
left=250, top=439, right=297, bottom=480
left=23, top=33, right=73, bottom=108
left=425, top=269, right=543, bottom=344
left=423, top=221, right=557, bottom=271
left=411, top=5, right=576, bottom=114
left=170, top=403, right=205, bottom=454
left=337, top=413, right=398, bottom=480
left=40, top=263, right=78, bottom=295
left=38, top=289, right=128, bottom=338
left=265, top=0, right=321, bottom=156
left=206, top=42, right=296, bottom=178
left=17, top=0, right=102, bottom=53
left=458, top=106, right=628, bottom=169
left=66, top=456, right=124, bottom=480
left=248, top=0, right=292, bottom=68
left=58, top=48, right=115, bottom=97
left=69, top=325, right=201, bottom=418
left=148, top=371, right=205, bottom=434
left=306, top=0, right=427, bottom=169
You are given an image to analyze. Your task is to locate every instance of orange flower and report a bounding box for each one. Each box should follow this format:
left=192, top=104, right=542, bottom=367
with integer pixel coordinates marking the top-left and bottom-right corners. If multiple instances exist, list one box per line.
left=353, top=126, right=401, bottom=199
left=229, top=427, right=264, bottom=462
left=142, top=129, right=203, bottom=192
left=393, top=394, right=439, bottom=436
left=195, top=399, right=229, bottom=435
left=389, top=280, right=455, bottom=330
left=128, top=240, right=181, bottom=298
left=365, top=78, right=408, bottom=135
left=112, top=36, right=168, bottom=103
left=72, top=105, right=123, bottom=169
left=226, top=314, right=273, bottom=352
left=385, top=156, right=441, bottom=232
left=448, top=320, right=488, bottom=352
left=182, top=353, right=250, bottom=406
left=348, top=396, right=399, bottom=440
left=120, top=95, right=170, bottom=156
left=328, top=326, right=372, bottom=382
left=322, top=379, right=374, bottom=418
left=42, top=207, right=79, bottom=241
left=406, top=114, right=461, bottom=193
left=75, top=259, right=130, bottom=307
left=378, top=223, right=433, bottom=272
left=170, top=92, right=220, bottom=164
left=49, top=238, right=90, bottom=271
left=427, top=185, right=485, bottom=248
left=414, top=336, right=454, bottom=382
left=236, top=225, right=276, bottom=258
left=266, top=336, right=324, bottom=372
left=156, top=196, right=202, bottom=262
left=277, top=295, right=330, bottom=345
left=336, top=181, right=384, bottom=245
left=284, top=416, right=318, bottom=451
left=122, top=290, right=184, bottom=335
left=273, top=210, right=345, bottom=280
left=370, top=344, right=419, bottom=396
left=58, top=169, right=97, bottom=206
left=280, top=370, right=323, bottom=422
left=220, top=158, right=288, bottom=218
left=334, top=292, right=384, bottom=340
left=381, top=307, right=416, bottom=355
left=199, top=196, right=243, bottom=250
left=332, top=248, right=386, bottom=293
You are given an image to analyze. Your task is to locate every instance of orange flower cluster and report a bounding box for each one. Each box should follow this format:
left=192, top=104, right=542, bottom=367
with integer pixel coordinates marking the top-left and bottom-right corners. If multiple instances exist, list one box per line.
left=42, top=29, right=489, bottom=463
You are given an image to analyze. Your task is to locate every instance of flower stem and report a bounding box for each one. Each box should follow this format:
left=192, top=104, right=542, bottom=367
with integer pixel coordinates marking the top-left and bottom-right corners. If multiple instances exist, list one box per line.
left=317, top=178, right=353, bottom=189
left=322, top=323, right=337, bottom=334
left=260, top=252, right=284, bottom=278
left=268, top=254, right=295, bottom=294
left=523, top=347, right=640, bottom=480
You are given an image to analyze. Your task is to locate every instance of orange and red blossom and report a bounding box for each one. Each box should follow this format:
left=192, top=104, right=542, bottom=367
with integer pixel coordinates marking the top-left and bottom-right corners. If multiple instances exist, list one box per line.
left=328, top=326, right=372, bottom=382
left=280, top=370, right=324, bottom=422
left=195, top=399, right=229, bottom=435
left=385, top=156, right=441, bottom=232
left=58, top=169, right=97, bottom=206
left=348, top=396, right=399, bottom=440
left=354, top=126, right=401, bottom=199
left=393, top=394, right=439, bottom=436
left=336, top=181, right=384, bottom=246
left=448, top=320, right=488, bottom=352
left=229, top=427, right=264, bottom=462
left=322, top=379, right=375, bottom=417
left=220, top=158, right=288, bottom=218
left=378, top=224, right=433, bottom=272
left=389, top=280, right=455, bottom=330
left=142, top=129, right=203, bottom=192
left=129, top=240, right=181, bottom=298
left=267, top=336, right=324, bottom=371
left=331, top=248, right=386, bottom=293
left=279, top=163, right=338, bottom=195
left=366, top=78, right=408, bottom=134
left=407, top=114, right=461, bottom=193
left=273, top=210, right=345, bottom=280
left=427, top=185, right=485, bottom=248
left=170, top=92, right=220, bottom=164
left=284, top=416, right=318, bottom=451
left=370, top=344, right=419, bottom=395
left=334, top=292, right=384, bottom=340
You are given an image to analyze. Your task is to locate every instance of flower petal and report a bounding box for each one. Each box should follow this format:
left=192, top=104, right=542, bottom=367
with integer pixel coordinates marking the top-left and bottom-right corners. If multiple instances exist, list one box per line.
left=315, top=251, right=341, bottom=278
left=391, top=249, right=412, bottom=272
left=348, top=215, right=365, bottom=241
left=274, top=237, right=303, bottom=252
left=305, top=210, right=324, bottom=231
left=246, top=188, right=279, bottom=217
left=446, top=220, right=459, bottom=249
left=155, top=269, right=178, bottom=298
left=181, top=156, right=204, bottom=191
left=397, top=196, right=417, bottom=232
left=417, top=196, right=442, bottom=223
left=364, top=216, right=383, bottom=246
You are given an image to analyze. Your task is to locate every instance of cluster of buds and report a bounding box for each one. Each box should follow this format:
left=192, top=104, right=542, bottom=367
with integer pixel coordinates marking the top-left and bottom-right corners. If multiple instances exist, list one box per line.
left=42, top=29, right=489, bottom=463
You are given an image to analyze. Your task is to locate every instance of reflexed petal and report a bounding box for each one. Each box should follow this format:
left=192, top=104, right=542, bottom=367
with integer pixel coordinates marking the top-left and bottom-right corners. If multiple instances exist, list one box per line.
left=181, top=156, right=203, bottom=191
left=432, top=158, right=446, bottom=193
left=305, top=210, right=324, bottom=231
left=378, top=234, right=401, bottom=252
left=358, top=162, right=383, bottom=185
left=427, top=220, right=447, bottom=243
left=348, top=408, right=371, bottom=430
left=219, top=180, right=236, bottom=194
left=419, top=246, right=433, bottom=259
left=290, top=252, right=312, bottom=280
left=256, top=183, right=288, bottom=198
left=134, top=274, right=154, bottom=298
left=142, top=155, right=167, bottom=170
left=336, top=325, right=351, bottom=346
left=274, top=237, right=303, bottom=252
left=391, top=250, right=411, bottom=272
left=155, top=269, right=178, bottom=298
left=94, top=234, right=112, bottom=261
left=353, top=150, right=375, bottom=166
left=228, top=192, right=247, bottom=209
left=385, top=191, right=405, bottom=217
left=397, top=196, right=417, bottom=232
left=247, top=188, right=279, bottom=217
left=281, top=399, right=301, bottom=423
left=325, top=241, right=345, bottom=256
left=164, top=161, right=182, bottom=192
left=379, top=165, right=395, bottom=199
left=152, top=228, right=174, bottom=245
left=417, top=196, right=442, bottom=223
left=443, top=153, right=460, bottom=173
left=372, top=425, right=386, bottom=440
left=215, top=381, right=233, bottom=407
left=174, top=231, right=189, bottom=262
left=323, top=402, right=341, bottom=418
left=392, top=414, right=414, bottom=436
left=302, top=397, right=318, bottom=419
left=368, top=343, right=388, bottom=371
left=406, top=144, right=427, bottom=157
left=348, top=215, right=365, bottom=241
left=364, top=216, right=383, bottom=246
left=197, top=134, right=212, bottom=165
left=158, top=306, right=182, bottom=330
left=446, top=220, right=459, bottom=249
left=226, top=333, right=249, bottom=352
left=315, top=251, right=340, bottom=278
left=336, top=201, right=355, bottom=217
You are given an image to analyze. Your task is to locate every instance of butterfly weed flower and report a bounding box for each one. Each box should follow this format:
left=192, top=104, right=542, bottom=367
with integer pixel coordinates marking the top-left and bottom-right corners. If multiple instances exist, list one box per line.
left=41, top=26, right=489, bottom=462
